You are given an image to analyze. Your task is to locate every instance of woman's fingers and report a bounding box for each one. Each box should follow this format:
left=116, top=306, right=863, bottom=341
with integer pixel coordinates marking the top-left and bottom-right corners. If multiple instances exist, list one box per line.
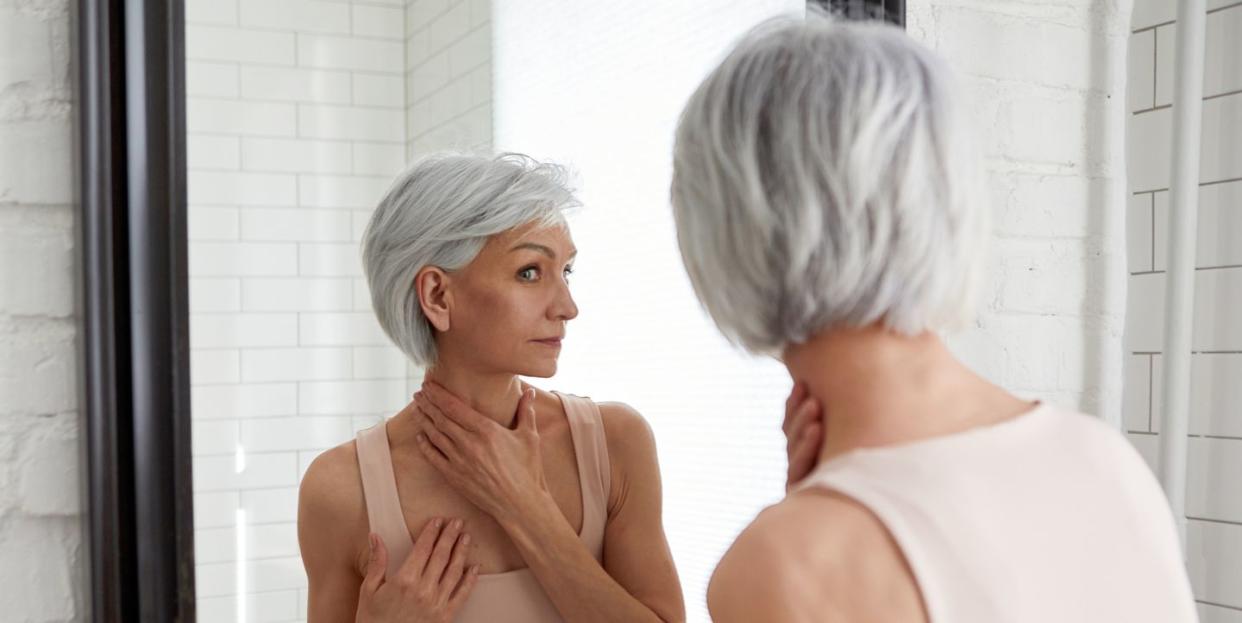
left=426, top=518, right=463, bottom=586
left=360, top=532, right=388, bottom=597
left=514, top=388, right=538, bottom=435
left=416, top=432, right=454, bottom=475
left=446, top=564, right=481, bottom=611
left=420, top=382, right=491, bottom=433
left=785, top=397, right=821, bottom=454
left=782, top=380, right=807, bottom=437
left=415, top=393, right=471, bottom=442
left=438, top=530, right=470, bottom=596
left=786, top=422, right=822, bottom=492
left=419, top=423, right=461, bottom=463
left=401, top=517, right=444, bottom=583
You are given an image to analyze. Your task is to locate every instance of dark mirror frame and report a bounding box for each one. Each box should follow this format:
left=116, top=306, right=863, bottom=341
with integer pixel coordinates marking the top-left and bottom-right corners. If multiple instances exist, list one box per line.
left=814, top=0, right=905, bottom=25
left=72, top=1, right=901, bottom=621
left=77, top=0, right=195, bottom=620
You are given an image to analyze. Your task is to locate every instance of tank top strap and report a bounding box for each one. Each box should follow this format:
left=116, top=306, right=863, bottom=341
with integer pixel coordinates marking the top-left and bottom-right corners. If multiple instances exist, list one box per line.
left=355, top=419, right=414, bottom=579
left=553, top=390, right=611, bottom=558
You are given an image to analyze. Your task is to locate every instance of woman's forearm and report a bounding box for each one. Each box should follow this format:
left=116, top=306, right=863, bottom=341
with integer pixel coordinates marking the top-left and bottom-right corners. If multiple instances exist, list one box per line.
left=500, top=491, right=670, bottom=623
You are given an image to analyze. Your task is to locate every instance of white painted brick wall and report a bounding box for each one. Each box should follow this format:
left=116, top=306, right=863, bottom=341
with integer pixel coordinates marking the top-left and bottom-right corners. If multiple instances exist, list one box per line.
left=1123, top=0, right=1242, bottom=620
left=906, top=0, right=1132, bottom=423
left=0, top=0, right=88, bottom=619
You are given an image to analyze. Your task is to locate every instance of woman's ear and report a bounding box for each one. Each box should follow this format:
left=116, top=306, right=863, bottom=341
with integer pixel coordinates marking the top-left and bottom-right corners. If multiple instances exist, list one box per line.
left=415, top=266, right=452, bottom=333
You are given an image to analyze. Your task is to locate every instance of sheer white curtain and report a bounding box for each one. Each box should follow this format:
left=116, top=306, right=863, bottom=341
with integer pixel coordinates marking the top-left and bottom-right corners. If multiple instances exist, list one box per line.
left=492, top=2, right=805, bottom=620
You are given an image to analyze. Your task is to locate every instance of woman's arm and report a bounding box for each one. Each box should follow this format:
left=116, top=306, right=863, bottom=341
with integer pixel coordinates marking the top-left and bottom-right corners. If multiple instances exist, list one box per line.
left=499, top=402, right=685, bottom=623
left=298, top=447, right=367, bottom=622
left=298, top=444, right=480, bottom=623
left=413, top=385, right=684, bottom=622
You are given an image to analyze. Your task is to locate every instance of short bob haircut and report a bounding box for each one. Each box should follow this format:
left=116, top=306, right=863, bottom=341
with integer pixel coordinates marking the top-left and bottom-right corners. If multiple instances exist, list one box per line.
left=671, top=12, right=989, bottom=359
left=361, top=152, right=579, bottom=368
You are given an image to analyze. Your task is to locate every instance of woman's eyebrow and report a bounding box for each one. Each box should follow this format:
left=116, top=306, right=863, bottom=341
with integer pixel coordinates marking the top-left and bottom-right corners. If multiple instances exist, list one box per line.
left=508, top=242, right=579, bottom=260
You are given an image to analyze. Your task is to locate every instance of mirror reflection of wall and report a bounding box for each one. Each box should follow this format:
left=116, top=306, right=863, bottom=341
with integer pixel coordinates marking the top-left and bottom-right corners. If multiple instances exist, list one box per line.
left=173, top=0, right=1242, bottom=621
left=185, top=0, right=494, bottom=616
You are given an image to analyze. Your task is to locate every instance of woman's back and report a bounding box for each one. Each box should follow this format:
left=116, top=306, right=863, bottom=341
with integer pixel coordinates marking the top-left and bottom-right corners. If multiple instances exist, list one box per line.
left=783, top=401, right=1197, bottom=623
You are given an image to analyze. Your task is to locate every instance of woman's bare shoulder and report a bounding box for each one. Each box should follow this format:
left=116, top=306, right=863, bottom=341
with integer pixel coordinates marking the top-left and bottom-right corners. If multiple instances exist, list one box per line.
left=297, top=438, right=370, bottom=569
left=594, top=401, right=660, bottom=476
left=594, top=400, right=654, bottom=445
left=709, top=490, right=925, bottom=622
left=300, top=438, right=365, bottom=508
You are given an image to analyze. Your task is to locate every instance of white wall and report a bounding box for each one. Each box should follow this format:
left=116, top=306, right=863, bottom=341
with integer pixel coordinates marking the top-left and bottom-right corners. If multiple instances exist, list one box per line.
left=405, top=0, right=492, bottom=157
left=906, top=0, right=1132, bottom=424
left=184, top=0, right=492, bottom=619
left=185, top=0, right=411, bottom=618
left=490, top=5, right=807, bottom=622
left=0, top=0, right=88, bottom=619
left=490, top=1, right=1133, bottom=621
left=1122, top=1, right=1242, bottom=621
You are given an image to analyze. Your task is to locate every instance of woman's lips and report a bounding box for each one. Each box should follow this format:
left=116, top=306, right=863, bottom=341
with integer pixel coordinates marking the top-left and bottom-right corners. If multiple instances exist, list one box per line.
left=532, top=338, right=562, bottom=346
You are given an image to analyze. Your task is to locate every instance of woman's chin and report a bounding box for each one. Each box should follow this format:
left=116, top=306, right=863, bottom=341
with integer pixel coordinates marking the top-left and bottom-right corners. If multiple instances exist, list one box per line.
left=516, top=360, right=557, bottom=378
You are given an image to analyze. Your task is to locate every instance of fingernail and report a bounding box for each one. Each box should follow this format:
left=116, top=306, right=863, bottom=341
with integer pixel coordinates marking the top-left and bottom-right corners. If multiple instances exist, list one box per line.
left=462, top=534, right=470, bottom=545
left=451, top=518, right=462, bottom=530
left=434, top=518, right=443, bottom=528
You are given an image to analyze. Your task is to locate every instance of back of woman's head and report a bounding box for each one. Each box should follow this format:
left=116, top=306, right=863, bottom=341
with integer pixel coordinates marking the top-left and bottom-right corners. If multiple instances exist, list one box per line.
left=361, top=152, right=578, bottom=367
left=671, top=12, right=989, bottom=358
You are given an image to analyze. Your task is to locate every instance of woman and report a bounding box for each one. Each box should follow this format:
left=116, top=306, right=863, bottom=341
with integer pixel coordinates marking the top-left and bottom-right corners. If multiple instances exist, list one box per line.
left=296, top=153, right=827, bottom=622
left=668, top=14, right=1198, bottom=623
left=296, top=153, right=680, bottom=622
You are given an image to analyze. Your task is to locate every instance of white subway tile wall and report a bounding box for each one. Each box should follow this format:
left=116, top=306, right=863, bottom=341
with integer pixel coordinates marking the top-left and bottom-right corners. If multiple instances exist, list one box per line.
left=1124, top=0, right=1242, bottom=615
left=186, top=0, right=491, bottom=618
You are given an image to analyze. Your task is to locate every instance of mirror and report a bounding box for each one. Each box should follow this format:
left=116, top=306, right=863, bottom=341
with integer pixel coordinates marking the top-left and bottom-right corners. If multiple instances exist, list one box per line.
left=183, top=2, right=819, bottom=619
left=62, top=0, right=1239, bottom=620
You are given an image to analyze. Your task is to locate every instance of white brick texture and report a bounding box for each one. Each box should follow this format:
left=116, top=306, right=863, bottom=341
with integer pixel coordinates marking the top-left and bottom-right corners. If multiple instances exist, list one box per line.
left=0, top=0, right=88, bottom=619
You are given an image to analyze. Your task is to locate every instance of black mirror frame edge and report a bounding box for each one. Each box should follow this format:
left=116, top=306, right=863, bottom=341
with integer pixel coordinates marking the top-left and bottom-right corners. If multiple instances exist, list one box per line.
left=77, top=0, right=195, bottom=621
left=813, top=0, right=906, bottom=26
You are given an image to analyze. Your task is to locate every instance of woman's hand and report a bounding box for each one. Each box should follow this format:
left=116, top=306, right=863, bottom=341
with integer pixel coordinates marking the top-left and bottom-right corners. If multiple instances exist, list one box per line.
left=412, top=382, right=551, bottom=526
left=783, top=380, right=824, bottom=494
left=356, top=517, right=479, bottom=623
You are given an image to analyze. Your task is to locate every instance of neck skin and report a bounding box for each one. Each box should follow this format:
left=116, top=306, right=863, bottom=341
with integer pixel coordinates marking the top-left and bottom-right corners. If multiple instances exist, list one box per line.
left=418, top=350, right=529, bottom=430
left=780, top=323, right=1036, bottom=467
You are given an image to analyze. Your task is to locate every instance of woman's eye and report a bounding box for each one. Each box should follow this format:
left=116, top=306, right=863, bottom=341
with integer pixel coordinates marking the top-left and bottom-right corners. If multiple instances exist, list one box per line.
left=518, top=267, right=539, bottom=281
left=564, top=265, right=574, bottom=278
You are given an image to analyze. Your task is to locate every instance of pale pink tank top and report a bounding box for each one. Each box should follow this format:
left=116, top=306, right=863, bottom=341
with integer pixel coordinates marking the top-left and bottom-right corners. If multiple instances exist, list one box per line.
left=788, top=401, right=1198, bottom=623
left=355, top=390, right=610, bottom=623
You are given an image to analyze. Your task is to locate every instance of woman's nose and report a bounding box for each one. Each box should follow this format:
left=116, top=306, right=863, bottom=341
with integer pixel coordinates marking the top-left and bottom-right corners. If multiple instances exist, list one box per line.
left=553, top=283, right=578, bottom=321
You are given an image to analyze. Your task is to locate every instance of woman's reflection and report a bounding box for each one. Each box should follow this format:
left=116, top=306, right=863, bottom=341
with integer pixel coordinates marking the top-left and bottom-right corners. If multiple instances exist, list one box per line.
left=296, top=153, right=822, bottom=622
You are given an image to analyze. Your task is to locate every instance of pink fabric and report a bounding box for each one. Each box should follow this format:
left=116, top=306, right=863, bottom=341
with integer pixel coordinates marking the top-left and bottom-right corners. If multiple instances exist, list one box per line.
left=355, top=390, right=610, bottom=622
left=789, top=402, right=1198, bottom=623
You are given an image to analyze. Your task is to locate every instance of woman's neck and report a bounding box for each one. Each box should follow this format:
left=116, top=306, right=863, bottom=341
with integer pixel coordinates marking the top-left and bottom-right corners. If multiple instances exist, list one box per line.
left=421, top=359, right=528, bottom=429
left=781, top=324, right=1030, bottom=466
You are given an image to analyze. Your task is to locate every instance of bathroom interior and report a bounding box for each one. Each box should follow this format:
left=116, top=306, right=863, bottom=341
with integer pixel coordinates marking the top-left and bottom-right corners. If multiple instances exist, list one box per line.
left=1, top=0, right=1240, bottom=621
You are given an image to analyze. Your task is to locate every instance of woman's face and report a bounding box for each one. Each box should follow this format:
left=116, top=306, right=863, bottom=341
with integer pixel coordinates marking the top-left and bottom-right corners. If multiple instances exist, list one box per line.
left=425, top=220, right=579, bottom=377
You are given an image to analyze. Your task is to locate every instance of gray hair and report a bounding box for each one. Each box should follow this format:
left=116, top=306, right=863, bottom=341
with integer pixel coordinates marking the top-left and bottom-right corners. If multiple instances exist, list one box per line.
left=361, top=152, right=579, bottom=367
left=670, top=12, right=989, bottom=358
